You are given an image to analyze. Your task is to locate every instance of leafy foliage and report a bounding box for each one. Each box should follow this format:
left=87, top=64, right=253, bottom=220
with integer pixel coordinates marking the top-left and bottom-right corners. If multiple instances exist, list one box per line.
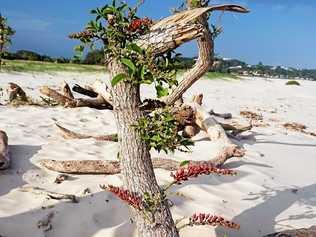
left=0, top=14, right=15, bottom=66
left=69, top=0, right=180, bottom=97
left=133, top=109, right=193, bottom=153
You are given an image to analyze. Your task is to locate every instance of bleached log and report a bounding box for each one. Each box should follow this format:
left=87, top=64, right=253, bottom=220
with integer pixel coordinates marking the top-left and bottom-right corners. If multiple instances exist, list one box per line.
left=0, top=130, right=9, bottom=170
left=39, top=156, right=233, bottom=175
left=189, top=101, right=245, bottom=159
left=90, top=80, right=112, bottom=103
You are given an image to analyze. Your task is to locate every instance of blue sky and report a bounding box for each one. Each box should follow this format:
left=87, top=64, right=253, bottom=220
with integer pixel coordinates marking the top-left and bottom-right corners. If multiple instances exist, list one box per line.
left=1, top=0, right=315, bottom=69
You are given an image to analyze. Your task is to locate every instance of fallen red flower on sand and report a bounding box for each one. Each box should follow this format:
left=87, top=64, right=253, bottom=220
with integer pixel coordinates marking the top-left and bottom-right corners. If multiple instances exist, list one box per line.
left=189, top=213, right=240, bottom=230
left=171, top=164, right=237, bottom=184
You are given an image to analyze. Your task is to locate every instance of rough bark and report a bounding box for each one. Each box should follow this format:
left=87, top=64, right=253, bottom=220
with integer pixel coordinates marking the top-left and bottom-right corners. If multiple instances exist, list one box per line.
left=109, top=59, right=179, bottom=237
left=0, top=130, right=9, bottom=170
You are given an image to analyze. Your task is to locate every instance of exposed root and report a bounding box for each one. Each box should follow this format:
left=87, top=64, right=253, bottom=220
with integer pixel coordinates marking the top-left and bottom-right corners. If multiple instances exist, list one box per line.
left=56, top=124, right=118, bottom=141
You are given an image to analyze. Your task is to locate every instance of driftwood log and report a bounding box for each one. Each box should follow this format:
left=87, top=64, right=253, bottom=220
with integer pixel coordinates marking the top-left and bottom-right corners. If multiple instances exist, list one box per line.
left=40, top=85, right=113, bottom=110
left=0, top=130, right=9, bottom=170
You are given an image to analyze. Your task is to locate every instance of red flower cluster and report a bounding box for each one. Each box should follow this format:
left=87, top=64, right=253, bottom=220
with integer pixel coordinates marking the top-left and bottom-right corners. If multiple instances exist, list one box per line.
left=128, top=17, right=153, bottom=33
left=106, top=185, right=142, bottom=210
left=171, top=164, right=236, bottom=184
left=190, top=213, right=240, bottom=230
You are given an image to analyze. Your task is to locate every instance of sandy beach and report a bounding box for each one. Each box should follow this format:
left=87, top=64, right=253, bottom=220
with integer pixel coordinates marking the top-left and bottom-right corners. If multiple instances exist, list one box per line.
left=0, top=72, right=315, bottom=237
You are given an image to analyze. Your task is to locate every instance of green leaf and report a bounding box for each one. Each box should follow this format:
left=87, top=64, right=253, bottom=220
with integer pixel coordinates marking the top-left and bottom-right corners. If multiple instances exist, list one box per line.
left=155, top=85, right=169, bottom=98
left=127, top=43, right=143, bottom=54
left=121, top=58, right=136, bottom=74
left=74, top=45, right=84, bottom=53
left=111, top=73, right=126, bottom=87
left=180, top=160, right=190, bottom=167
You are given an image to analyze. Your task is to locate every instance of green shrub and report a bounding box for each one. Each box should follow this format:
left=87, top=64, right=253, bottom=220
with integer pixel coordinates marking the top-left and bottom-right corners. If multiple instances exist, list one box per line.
left=286, top=80, right=300, bottom=86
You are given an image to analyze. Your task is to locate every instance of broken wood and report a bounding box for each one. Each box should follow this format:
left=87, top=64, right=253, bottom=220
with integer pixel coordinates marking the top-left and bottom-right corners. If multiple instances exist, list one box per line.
left=0, top=130, right=9, bottom=170
left=72, top=84, right=98, bottom=98
left=61, top=81, right=74, bottom=99
left=40, top=86, right=112, bottom=109
left=8, top=82, right=28, bottom=103
left=56, top=123, right=118, bottom=141
left=283, top=122, right=316, bottom=137
left=40, top=86, right=75, bottom=107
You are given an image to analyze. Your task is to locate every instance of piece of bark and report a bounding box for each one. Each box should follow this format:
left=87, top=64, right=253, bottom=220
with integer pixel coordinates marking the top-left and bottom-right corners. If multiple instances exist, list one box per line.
left=61, top=81, right=74, bottom=99
left=72, top=84, right=98, bottom=98
left=56, top=124, right=118, bottom=141
left=0, top=130, right=9, bottom=170
left=8, top=82, right=28, bottom=102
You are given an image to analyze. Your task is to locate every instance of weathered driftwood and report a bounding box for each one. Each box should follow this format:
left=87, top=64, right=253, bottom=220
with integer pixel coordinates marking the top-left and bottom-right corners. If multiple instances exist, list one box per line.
left=40, top=86, right=74, bottom=106
left=40, top=86, right=112, bottom=110
left=56, top=124, right=118, bottom=141
left=210, top=109, right=232, bottom=119
left=20, top=186, right=79, bottom=203
left=189, top=96, right=245, bottom=159
left=40, top=155, right=235, bottom=175
left=72, top=84, right=98, bottom=98
left=8, top=82, right=28, bottom=103
left=0, top=130, right=9, bottom=170
left=61, top=81, right=74, bottom=99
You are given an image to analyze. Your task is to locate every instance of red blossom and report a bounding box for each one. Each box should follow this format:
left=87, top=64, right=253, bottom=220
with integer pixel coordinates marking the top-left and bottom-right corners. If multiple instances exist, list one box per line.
left=128, top=17, right=153, bottom=33
left=105, top=185, right=142, bottom=210
left=171, top=164, right=236, bottom=184
left=189, top=213, right=240, bottom=230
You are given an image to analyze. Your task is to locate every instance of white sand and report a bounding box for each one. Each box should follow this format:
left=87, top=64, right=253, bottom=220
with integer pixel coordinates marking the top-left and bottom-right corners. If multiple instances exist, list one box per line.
left=0, top=72, right=315, bottom=237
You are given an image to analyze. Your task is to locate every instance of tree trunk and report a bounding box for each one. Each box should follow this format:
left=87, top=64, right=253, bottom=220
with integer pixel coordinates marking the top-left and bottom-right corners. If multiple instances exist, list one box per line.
left=109, top=60, right=179, bottom=237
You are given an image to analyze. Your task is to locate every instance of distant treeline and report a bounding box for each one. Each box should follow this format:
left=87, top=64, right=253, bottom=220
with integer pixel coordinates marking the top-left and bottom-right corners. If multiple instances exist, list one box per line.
left=4, top=50, right=316, bottom=80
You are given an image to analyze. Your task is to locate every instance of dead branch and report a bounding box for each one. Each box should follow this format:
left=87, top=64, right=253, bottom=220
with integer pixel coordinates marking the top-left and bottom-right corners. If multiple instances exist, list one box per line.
left=0, top=130, right=9, bottom=170
left=72, top=84, right=98, bottom=98
left=8, top=82, right=28, bottom=103
left=209, top=109, right=232, bottom=119
left=56, top=124, right=118, bottom=141
left=61, top=81, right=74, bottom=99
left=20, top=186, right=79, bottom=203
